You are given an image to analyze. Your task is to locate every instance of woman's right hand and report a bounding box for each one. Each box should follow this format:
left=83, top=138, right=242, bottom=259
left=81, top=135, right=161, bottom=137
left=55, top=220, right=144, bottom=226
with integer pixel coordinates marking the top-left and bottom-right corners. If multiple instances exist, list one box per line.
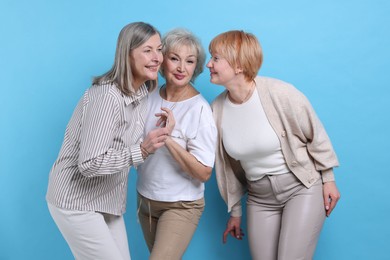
left=223, top=216, right=244, bottom=243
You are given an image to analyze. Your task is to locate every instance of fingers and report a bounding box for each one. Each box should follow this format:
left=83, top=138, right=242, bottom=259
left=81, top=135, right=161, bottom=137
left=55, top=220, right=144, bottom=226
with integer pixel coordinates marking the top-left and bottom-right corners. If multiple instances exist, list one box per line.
left=326, top=193, right=340, bottom=217
left=155, top=108, right=175, bottom=133
left=323, top=182, right=341, bottom=217
left=324, top=195, right=330, bottom=213
left=155, top=114, right=165, bottom=127
left=143, top=128, right=170, bottom=153
left=234, top=225, right=241, bottom=240
left=222, top=217, right=245, bottom=244
left=222, top=229, right=230, bottom=244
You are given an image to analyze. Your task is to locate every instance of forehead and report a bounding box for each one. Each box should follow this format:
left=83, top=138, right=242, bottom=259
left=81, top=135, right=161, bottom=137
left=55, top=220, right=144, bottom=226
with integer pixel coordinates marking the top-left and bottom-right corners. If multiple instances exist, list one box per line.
left=140, top=34, right=162, bottom=47
left=169, top=44, right=197, bottom=56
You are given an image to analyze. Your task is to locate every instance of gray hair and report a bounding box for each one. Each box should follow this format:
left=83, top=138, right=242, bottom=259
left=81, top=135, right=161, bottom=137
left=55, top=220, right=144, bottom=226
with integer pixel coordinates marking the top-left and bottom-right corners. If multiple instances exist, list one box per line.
left=160, top=28, right=205, bottom=83
left=93, top=22, right=160, bottom=95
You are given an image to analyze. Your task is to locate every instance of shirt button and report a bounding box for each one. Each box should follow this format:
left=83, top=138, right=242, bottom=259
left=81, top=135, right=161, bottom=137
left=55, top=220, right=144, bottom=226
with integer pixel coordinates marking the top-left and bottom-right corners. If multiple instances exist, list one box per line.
left=281, top=131, right=286, bottom=137
left=291, top=161, right=298, bottom=167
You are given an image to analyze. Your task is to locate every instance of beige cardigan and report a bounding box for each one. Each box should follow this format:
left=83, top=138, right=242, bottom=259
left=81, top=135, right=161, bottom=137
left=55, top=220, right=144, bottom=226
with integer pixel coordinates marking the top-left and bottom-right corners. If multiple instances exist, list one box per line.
left=211, top=76, right=339, bottom=217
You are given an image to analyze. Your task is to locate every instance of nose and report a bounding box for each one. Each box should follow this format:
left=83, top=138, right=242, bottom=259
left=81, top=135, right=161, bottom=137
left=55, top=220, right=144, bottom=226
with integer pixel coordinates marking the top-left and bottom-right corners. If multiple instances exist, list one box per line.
left=152, top=50, right=162, bottom=63
left=177, top=61, right=185, bottom=72
left=206, top=59, right=212, bottom=68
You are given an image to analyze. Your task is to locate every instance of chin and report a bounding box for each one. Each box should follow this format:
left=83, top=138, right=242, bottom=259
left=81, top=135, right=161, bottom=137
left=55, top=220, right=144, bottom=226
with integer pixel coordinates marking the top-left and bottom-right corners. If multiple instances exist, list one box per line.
left=210, top=78, right=219, bottom=84
left=146, top=73, right=158, bottom=81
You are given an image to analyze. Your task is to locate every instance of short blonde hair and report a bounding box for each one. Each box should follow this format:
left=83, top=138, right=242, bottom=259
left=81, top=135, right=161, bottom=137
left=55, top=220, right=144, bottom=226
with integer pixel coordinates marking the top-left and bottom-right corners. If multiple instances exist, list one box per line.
left=209, top=30, right=263, bottom=81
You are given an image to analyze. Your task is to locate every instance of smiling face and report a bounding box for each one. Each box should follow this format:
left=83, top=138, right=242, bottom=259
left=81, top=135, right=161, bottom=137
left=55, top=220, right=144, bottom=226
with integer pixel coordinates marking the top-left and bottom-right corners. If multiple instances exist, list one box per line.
left=206, top=52, right=236, bottom=86
left=130, top=33, right=163, bottom=89
left=162, top=45, right=197, bottom=88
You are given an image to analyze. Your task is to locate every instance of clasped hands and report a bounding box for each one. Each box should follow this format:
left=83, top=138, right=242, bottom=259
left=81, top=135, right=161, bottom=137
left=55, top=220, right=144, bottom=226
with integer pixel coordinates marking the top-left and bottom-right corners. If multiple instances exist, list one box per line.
left=141, top=107, right=175, bottom=156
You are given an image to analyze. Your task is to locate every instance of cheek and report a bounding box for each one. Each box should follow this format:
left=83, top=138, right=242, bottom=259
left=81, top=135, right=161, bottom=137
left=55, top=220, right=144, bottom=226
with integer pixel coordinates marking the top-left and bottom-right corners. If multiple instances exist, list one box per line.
left=163, top=62, right=175, bottom=73
left=188, top=64, right=197, bottom=74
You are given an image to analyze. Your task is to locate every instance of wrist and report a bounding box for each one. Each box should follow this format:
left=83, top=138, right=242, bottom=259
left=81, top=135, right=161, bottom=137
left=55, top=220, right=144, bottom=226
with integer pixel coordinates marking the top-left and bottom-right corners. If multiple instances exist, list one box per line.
left=140, top=142, right=150, bottom=160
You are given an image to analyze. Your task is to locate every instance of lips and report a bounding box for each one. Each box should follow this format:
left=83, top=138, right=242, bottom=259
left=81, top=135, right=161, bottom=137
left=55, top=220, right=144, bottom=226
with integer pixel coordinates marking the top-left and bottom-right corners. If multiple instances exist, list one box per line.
left=146, top=65, right=159, bottom=72
left=174, top=74, right=185, bottom=80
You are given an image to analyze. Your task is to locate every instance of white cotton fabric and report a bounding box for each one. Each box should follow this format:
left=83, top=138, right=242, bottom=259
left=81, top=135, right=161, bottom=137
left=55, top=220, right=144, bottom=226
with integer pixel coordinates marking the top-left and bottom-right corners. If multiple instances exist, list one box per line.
left=137, top=87, right=217, bottom=202
left=222, top=87, right=290, bottom=181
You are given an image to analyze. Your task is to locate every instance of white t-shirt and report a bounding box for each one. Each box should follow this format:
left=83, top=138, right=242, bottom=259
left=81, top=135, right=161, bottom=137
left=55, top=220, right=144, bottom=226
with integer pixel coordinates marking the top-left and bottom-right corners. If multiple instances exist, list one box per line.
left=137, top=87, right=217, bottom=202
left=222, top=88, right=289, bottom=181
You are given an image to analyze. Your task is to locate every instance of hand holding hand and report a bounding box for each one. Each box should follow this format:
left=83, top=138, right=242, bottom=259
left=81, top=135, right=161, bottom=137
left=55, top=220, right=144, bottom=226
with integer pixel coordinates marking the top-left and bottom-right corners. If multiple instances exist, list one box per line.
left=142, top=127, right=170, bottom=155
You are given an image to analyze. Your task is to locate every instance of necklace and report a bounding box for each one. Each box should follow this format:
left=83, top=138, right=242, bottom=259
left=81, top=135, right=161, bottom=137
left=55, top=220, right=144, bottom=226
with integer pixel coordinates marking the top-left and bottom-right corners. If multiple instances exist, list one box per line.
left=160, top=84, right=190, bottom=111
left=228, top=81, right=256, bottom=104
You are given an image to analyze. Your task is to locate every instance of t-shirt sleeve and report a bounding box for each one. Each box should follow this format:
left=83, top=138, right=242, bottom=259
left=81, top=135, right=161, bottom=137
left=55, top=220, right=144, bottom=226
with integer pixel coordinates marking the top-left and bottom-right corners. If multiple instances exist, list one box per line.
left=187, top=105, right=217, bottom=167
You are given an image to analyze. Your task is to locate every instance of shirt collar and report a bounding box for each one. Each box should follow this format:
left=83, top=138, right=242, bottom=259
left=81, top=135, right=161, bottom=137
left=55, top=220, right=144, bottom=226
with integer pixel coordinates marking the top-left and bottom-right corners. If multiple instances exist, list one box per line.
left=124, top=84, right=148, bottom=106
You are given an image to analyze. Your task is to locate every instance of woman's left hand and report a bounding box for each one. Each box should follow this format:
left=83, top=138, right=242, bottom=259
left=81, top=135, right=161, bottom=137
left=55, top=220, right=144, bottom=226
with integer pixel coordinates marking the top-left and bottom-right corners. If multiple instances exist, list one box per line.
left=323, top=181, right=341, bottom=217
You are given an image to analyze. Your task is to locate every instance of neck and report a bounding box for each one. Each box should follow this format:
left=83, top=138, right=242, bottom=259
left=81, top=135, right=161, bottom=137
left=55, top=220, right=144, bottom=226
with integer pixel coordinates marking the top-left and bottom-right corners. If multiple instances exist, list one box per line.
left=132, top=78, right=146, bottom=92
left=163, top=84, right=190, bottom=102
left=227, top=80, right=255, bottom=104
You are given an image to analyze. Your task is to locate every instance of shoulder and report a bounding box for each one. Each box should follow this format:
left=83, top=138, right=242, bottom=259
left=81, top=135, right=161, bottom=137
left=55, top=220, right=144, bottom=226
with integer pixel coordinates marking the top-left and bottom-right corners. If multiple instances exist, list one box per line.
left=211, top=90, right=227, bottom=110
left=86, top=82, right=123, bottom=104
left=148, top=86, right=161, bottom=101
left=256, top=76, right=309, bottom=104
left=184, top=94, right=212, bottom=116
left=194, top=94, right=211, bottom=108
left=256, top=76, right=298, bottom=93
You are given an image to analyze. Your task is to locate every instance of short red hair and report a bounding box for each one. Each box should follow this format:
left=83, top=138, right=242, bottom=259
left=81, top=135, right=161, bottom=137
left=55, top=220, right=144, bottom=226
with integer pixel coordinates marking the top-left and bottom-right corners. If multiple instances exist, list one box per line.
left=209, top=30, right=263, bottom=81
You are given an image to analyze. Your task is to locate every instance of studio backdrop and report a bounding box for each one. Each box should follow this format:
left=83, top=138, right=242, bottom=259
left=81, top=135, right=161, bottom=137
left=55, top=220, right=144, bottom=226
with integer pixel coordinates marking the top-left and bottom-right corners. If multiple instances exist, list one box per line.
left=1, top=0, right=389, bottom=259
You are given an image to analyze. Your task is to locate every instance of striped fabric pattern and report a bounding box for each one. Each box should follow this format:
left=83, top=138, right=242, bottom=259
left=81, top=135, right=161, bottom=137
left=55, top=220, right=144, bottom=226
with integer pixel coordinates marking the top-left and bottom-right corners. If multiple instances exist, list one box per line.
left=46, top=82, right=148, bottom=216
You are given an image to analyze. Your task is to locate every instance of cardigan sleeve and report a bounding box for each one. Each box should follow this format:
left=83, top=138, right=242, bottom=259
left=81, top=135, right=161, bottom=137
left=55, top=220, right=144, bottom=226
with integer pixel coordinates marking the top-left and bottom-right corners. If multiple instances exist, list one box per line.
left=260, top=76, right=339, bottom=184
left=212, top=93, right=247, bottom=216
left=299, top=94, right=339, bottom=173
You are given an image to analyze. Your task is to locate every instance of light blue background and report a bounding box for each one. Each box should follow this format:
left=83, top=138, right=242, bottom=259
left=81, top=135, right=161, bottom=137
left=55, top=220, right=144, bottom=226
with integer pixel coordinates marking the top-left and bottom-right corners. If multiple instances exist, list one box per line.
left=1, top=0, right=389, bottom=259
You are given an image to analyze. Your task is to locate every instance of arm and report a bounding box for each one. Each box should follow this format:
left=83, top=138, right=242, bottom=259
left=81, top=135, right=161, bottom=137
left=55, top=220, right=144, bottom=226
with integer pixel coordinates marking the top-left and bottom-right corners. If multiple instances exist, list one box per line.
left=78, top=93, right=134, bottom=177
left=294, top=91, right=341, bottom=215
left=78, top=93, right=169, bottom=177
left=164, top=137, right=212, bottom=182
left=158, top=105, right=216, bottom=182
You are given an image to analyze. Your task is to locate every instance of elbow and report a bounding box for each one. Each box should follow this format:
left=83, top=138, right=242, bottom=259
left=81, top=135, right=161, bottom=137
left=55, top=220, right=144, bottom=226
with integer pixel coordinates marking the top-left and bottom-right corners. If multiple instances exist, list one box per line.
left=198, top=169, right=212, bottom=183
left=78, top=164, right=95, bottom=178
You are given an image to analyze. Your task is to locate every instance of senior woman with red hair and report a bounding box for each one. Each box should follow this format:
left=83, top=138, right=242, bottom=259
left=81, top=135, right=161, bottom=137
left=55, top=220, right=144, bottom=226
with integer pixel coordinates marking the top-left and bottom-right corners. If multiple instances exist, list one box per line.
left=207, top=30, right=340, bottom=260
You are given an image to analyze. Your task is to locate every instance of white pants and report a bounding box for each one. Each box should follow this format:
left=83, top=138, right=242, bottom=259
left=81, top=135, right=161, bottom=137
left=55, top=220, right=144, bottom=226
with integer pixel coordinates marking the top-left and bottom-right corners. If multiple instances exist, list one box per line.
left=48, top=203, right=131, bottom=260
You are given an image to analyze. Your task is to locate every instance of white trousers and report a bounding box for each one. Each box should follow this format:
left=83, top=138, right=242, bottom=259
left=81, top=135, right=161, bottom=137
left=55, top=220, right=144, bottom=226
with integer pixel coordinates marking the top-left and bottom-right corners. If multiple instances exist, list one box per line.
left=48, top=203, right=131, bottom=260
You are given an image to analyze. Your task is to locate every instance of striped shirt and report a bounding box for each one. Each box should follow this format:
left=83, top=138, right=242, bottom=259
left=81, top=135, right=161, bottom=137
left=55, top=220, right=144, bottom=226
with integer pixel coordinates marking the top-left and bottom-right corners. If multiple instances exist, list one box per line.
left=46, top=82, right=148, bottom=216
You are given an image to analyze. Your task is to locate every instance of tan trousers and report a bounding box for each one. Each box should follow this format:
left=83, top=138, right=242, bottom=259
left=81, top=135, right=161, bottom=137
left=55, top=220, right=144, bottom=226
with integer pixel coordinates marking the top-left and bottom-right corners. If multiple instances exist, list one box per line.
left=246, top=172, right=326, bottom=260
left=48, top=203, right=130, bottom=260
left=137, top=193, right=204, bottom=260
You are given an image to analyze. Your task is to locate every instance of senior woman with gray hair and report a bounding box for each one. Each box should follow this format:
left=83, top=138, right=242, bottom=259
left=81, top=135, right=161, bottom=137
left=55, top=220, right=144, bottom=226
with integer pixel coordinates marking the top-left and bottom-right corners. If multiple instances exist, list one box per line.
left=46, top=22, right=171, bottom=260
left=136, top=28, right=217, bottom=260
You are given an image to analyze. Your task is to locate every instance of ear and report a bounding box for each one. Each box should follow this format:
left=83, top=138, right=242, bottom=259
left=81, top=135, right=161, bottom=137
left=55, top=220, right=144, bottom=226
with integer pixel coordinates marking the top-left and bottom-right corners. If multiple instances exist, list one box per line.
left=235, top=67, right=243, bottom=75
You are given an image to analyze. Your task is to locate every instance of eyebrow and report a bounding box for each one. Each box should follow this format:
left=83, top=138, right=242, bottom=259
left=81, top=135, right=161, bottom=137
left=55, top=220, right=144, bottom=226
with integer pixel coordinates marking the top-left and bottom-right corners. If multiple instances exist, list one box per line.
left=169, top=52, right=196, bottom=58
left=143, top=43, right=162, bottom=49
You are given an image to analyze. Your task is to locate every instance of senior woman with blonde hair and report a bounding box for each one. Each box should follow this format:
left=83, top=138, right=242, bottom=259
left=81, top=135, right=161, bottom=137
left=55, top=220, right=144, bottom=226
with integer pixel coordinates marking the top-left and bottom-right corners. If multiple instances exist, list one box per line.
left=207, top=30, right=341, bottom=260
left=136, top=28, right=217, bottom=260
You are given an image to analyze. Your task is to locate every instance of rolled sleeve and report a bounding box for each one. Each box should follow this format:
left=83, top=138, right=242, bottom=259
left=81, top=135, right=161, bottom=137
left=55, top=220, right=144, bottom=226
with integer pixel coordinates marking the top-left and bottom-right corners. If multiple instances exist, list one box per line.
left=130, top=144, right=144, bottom=168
